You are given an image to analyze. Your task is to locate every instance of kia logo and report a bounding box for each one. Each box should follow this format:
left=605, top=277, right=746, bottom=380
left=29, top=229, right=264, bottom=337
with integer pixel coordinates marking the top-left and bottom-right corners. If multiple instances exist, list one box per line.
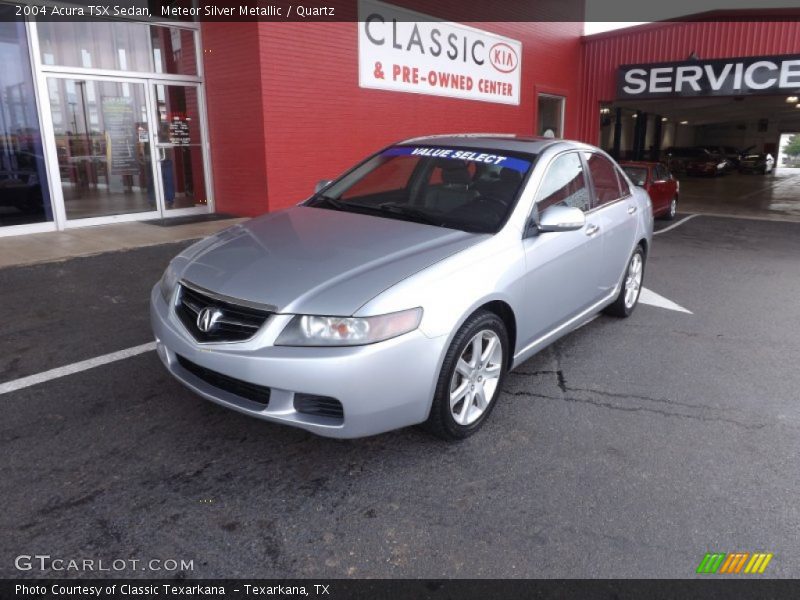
left=197, top=307, right=223, bottom=333
left=490, top=42, right=518, bottom=74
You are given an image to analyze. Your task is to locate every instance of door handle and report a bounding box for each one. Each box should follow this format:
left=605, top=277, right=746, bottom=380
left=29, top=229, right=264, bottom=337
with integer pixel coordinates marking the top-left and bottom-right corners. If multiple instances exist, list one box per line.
left=627, top=206, right=637, bottom=215
left=585, top=224, right=600, bottom=236
left=157, top=147, right=167, bottom=162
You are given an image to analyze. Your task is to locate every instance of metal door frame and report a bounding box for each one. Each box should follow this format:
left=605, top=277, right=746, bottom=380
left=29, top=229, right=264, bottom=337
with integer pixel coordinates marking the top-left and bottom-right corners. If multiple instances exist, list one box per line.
left=147, top=79, right=214, bottom=220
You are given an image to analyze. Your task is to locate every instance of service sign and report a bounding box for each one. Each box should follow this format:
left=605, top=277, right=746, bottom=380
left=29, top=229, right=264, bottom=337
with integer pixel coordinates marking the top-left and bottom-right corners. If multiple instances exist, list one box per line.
left=617, top=54, right=800, bottom=100
left=358, top=0, right=522, bottom=105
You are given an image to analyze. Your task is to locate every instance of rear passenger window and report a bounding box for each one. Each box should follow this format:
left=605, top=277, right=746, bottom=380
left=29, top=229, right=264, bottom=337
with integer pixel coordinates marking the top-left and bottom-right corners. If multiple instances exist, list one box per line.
left=536, top=152, right=590, bottom=213
left=585, top=153, right=623, bottom=208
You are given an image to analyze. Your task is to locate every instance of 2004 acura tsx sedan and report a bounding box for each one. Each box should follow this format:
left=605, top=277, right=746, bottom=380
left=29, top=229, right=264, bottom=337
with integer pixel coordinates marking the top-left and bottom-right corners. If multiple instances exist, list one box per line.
left=151, top=135, right=653, bottom=440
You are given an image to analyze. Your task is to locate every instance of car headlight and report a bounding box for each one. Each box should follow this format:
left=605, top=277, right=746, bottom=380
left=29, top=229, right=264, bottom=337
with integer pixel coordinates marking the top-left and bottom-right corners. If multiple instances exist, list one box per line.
left=275, top=308, right=423, bottom=347
left=718, top=162, right=727, bottom=169
left=159, top=262, right=180, bottom=303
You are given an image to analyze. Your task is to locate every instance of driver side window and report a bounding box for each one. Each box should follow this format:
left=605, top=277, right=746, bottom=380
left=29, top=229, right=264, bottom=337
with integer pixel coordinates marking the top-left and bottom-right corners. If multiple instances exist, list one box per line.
left=535, top=152, right=590, bottom=213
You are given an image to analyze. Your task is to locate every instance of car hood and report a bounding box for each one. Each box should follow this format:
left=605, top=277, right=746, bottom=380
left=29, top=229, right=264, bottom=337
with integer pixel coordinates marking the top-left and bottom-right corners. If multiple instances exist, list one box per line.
left=178, top=206, right=484, bottom=315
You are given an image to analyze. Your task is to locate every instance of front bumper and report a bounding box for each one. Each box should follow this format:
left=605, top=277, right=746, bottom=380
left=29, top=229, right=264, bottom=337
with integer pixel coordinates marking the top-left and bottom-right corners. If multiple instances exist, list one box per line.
left=150, top=285, right=446, bottom=438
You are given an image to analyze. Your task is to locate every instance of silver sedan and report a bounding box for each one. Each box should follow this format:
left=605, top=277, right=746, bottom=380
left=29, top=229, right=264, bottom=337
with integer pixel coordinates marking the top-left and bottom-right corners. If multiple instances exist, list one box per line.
left=151, top=135, right=653, bottom=440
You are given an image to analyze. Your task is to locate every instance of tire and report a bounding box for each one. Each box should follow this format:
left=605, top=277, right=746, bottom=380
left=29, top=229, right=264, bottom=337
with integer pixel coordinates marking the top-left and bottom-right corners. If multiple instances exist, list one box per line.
left=424, top=310, right=509, bottom=441
left=603, top=246, right=646, bottom=318
left=659, top=196, right=677, bottom=221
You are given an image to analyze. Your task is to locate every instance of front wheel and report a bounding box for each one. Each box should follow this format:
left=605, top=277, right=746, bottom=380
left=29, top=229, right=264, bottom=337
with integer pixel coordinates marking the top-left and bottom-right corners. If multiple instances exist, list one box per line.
left=604, top=246, right=645, bottom=318
left=424, top=310, right=508, bottom=441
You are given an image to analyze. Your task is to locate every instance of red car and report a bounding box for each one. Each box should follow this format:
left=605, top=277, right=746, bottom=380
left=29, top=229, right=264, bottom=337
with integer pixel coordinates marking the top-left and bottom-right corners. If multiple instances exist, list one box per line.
left=619, top=161, right=679, bottom=220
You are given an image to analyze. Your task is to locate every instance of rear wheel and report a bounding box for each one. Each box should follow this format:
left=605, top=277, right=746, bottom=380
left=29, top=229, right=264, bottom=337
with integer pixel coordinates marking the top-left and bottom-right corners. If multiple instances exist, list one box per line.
left=660, top=196, right=677, bottom=221
left=424, top=310, right=508, bottom=441
left=604, top=246, right=645, bottom=318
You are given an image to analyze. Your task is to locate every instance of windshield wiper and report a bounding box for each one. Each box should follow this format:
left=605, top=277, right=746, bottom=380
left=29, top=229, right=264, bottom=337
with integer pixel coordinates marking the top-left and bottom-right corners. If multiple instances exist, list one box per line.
left=309, top=193, right=346, bottom=210
left=376, top=203, right=445, bottom=227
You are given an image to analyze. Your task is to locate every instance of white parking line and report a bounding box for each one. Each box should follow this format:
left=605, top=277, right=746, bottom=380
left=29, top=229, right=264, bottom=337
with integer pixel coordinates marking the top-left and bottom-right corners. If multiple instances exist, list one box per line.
left=654, top=213, right=700, bottom=235
left=639, top=288, right=693, bottom=314
left=0, top=342, right=156, bottom=396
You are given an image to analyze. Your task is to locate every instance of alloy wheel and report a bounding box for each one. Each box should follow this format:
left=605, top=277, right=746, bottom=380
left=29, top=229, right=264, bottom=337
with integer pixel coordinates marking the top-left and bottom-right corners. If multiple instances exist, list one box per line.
left=669, top=198, right=677, bottom=218
left=624, top=252, right=643, bottom=309
left=449, top=330, right=503, bottom=426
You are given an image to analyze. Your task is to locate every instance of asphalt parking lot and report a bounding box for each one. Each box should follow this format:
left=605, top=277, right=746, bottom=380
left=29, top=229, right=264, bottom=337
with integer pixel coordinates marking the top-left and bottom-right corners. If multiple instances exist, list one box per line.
left=1, top=214, right=799, bottom=579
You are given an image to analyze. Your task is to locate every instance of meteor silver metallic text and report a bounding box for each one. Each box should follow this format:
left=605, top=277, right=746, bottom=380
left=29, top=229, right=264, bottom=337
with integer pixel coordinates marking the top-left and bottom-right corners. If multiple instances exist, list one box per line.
left=151, top=135, right=653, bottom=440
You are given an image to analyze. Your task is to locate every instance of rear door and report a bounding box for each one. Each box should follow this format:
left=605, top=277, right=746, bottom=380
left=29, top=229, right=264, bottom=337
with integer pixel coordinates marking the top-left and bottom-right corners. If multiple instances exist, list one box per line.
left=584, top=152, right=638, bottom=293
left=650, top=164, right=669, bottom=212
left=661, top=165, right=678, bottom=206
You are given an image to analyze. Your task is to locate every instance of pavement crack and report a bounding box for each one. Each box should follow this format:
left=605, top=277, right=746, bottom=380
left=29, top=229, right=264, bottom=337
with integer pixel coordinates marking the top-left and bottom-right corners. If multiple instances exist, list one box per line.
left=512, top=357, right=762, bottom=426
left=506, top=389, right=764, bottom=430
left=567, top=385, right=708, bottom=411
left=556, top=369, right=567, bottom=394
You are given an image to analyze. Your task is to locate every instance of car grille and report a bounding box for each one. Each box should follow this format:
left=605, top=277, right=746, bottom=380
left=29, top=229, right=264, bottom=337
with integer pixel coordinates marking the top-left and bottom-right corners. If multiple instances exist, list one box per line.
left=176, top=354, right=271, bottom=406
left=176, top=282, right=272, bottom=343
left=294, top=394, right=344, bottom=421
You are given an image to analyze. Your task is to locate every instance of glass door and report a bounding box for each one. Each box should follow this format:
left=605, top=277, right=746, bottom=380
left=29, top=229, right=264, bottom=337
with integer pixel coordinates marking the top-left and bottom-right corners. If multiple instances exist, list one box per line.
left=45, top=76, right=158, bottom=221
left=151, top=82, right=208, bottom=213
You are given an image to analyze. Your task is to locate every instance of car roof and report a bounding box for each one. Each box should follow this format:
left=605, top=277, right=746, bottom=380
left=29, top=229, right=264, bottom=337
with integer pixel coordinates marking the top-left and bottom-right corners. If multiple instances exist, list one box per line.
left=396, top=134, right=584, bottom=154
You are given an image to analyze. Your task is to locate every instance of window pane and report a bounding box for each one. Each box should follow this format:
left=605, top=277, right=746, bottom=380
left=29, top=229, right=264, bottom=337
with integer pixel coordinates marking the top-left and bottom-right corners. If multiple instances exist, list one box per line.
left=341, top=155, right=416, bottom=199
left=585, top=153, right=622, bottom=207
left=47, top=78, right=154, bottom=219
left=616, top=167, right=631, bottom=195
left=154, top=84, right=203, bottom=145
left=0, top=14, right=53, bottom=227
left=622, top=166, right=647, bottom=187
left=317, top=146, right=534, bottom=234
left=38, top=21, right=151, bottom=72
left=538, top=95, right=564, bottom=138
left=153, top=84, right=208, bottom=210
left=537, top=153, right=589, bottom=212
left=151, top=26, right=198, bottom=76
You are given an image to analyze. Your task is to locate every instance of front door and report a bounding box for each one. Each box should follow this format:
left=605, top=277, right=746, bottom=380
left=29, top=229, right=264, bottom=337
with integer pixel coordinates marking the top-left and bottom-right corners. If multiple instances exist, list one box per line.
left=518, top=151, right=604, bottom=350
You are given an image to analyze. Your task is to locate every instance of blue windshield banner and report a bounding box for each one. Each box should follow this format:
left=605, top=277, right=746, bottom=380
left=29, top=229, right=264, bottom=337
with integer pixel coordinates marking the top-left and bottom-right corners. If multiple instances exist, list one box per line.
left=382, top=146, right=531, bottom=173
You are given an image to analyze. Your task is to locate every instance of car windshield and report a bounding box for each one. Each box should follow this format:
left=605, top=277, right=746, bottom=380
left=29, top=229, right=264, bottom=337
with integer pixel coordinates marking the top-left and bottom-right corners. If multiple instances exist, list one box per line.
left=622, top=166, right=648, bottom=186
left=306, top=145, right=536, bottom=233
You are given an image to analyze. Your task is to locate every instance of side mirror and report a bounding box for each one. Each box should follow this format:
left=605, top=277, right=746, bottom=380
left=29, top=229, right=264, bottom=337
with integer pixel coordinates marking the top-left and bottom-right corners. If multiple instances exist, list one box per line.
left=537, top=205, right=586, bottom=233
left=314, top=179, right=332, bottom=194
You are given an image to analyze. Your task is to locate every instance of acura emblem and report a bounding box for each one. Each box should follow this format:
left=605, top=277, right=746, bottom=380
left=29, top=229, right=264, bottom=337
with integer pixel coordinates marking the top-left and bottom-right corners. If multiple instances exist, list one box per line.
left=197, top=307, right=223, bottom=333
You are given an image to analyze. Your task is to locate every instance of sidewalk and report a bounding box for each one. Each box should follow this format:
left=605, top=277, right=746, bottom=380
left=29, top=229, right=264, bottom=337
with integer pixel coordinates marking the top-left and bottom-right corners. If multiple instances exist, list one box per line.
left=0, top=218, right=246, bottom=269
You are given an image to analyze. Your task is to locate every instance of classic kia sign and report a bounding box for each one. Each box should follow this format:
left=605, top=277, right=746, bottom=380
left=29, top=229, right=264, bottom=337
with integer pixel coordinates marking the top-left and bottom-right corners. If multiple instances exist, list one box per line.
left=358, top=0, right=522, bottom=105
left=618, top=54, right=800, bottom=99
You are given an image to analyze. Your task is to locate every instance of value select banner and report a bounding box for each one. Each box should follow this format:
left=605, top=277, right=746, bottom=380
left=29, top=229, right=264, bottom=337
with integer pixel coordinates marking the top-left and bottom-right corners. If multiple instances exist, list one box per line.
left=357, top=0, right=522, bottom=105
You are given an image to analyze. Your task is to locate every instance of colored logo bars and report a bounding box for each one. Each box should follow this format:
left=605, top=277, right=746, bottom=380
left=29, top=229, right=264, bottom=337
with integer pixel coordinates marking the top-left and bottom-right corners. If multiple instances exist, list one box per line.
left=696, top=552, right=774, bottom=574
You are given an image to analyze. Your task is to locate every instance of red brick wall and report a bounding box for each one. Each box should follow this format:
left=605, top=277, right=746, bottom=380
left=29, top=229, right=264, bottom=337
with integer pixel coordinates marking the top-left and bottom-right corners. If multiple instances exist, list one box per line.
left=202, top=19, right=583, bottom=216
left=202, top=22, right=270, bottom=215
